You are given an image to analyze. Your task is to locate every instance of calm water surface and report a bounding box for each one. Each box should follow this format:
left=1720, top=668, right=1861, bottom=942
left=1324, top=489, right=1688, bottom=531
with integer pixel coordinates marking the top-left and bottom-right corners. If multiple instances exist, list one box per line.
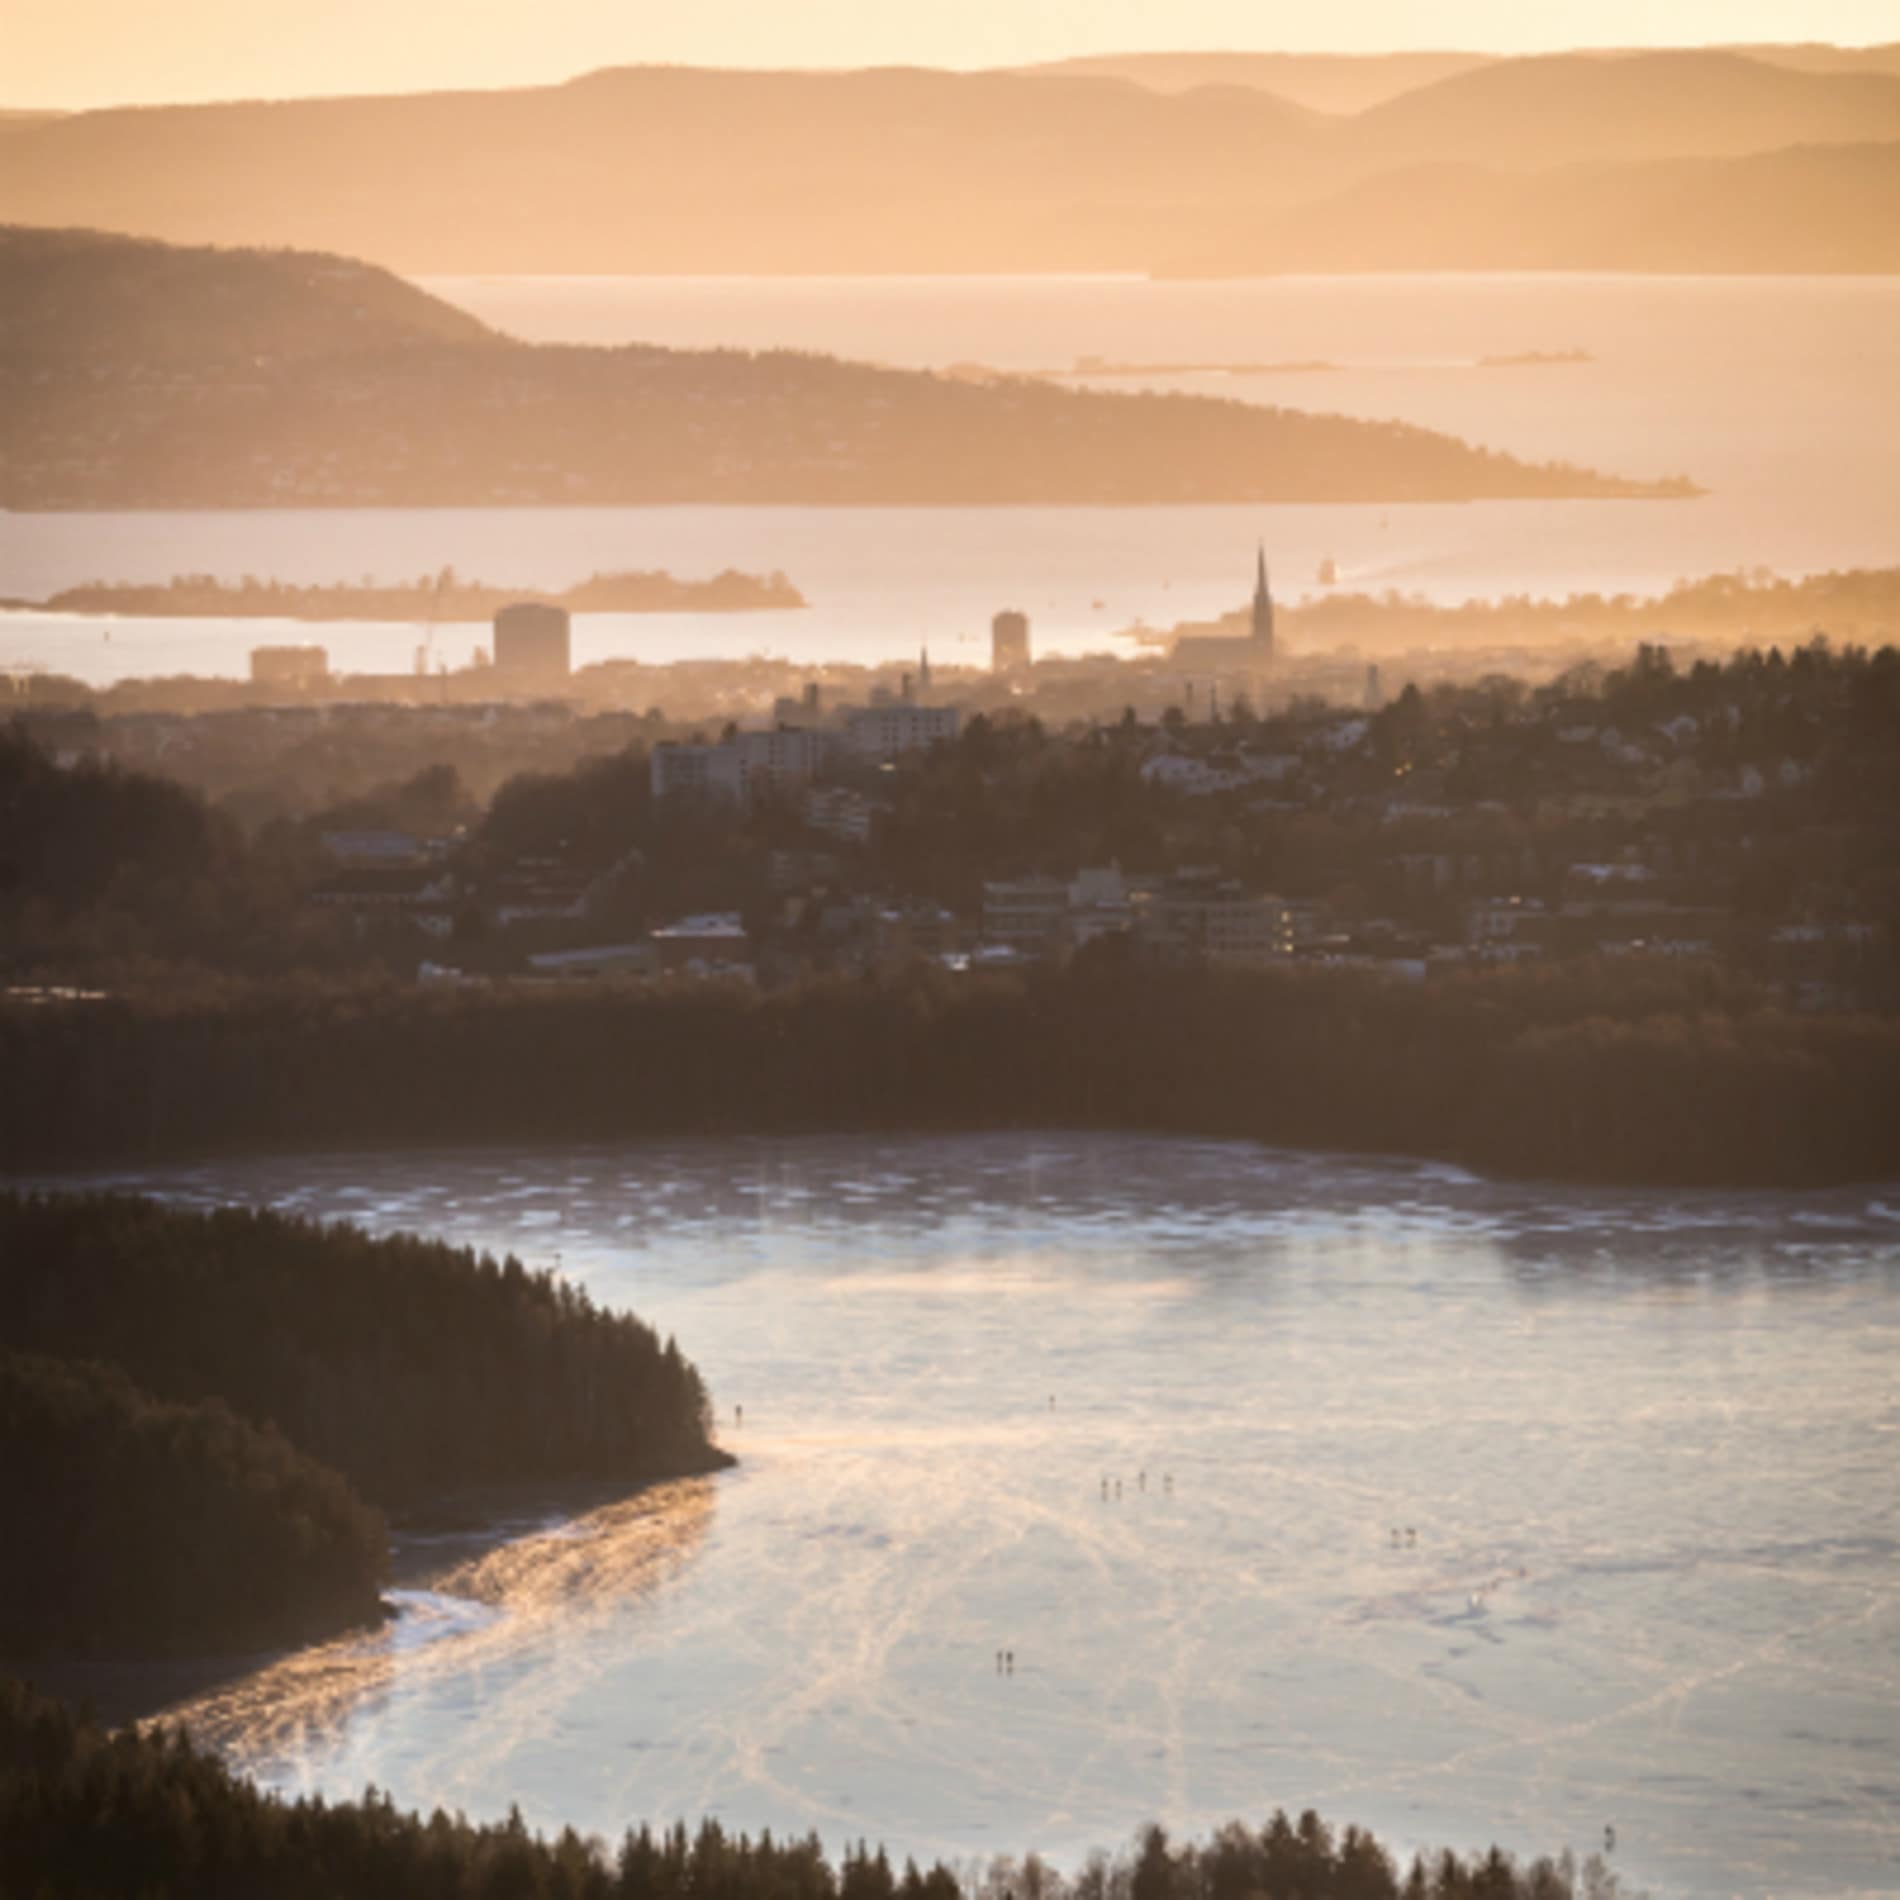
left=52, top=1134, right=1900, bottom=1899
left=4, top=274, right=1898, bottom=682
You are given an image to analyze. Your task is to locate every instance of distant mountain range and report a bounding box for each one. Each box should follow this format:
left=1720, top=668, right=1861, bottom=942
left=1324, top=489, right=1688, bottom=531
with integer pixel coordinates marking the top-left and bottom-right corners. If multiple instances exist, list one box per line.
left=0, top=49, right=1895, bottom=273
left=1164, top=142, right=1900, bottom=276
left=1014, top=52, right=1494, bottom=114
left=1020, top=43, right=1900, bottom=110
left=0, top=227, right=1689, bottom=509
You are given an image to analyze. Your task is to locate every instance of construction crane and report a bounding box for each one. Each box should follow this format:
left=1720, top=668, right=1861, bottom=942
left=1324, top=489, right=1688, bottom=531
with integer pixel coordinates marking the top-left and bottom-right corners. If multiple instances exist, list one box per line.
left=413, top=566, right=454, bottom=686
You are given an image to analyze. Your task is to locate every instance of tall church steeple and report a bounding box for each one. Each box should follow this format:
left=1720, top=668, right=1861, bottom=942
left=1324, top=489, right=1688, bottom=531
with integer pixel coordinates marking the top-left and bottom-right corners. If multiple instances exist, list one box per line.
left=1251, top=543, right=1275, bottom=656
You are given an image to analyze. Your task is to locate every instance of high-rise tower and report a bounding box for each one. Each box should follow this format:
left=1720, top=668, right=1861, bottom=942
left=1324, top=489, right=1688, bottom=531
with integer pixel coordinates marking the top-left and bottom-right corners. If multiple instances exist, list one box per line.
left=991, top=609, right=1031, bottom=672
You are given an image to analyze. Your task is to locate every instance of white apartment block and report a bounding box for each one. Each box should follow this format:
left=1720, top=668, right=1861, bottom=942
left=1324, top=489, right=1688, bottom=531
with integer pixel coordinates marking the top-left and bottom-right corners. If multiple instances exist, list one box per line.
left=1145, top=882, right=1295, bottom=968
left=651, top=729, right=831, bottom=805
left=845, top=704, right=960, bottom=761
left=981, top=876, right=1070, bottom=955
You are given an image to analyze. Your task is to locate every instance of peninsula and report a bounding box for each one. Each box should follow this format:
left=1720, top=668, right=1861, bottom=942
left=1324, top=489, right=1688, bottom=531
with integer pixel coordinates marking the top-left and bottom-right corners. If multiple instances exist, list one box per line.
left=0, top=227, right=1691, bottom=509
left=0, top=1194, right=730, bottom=1662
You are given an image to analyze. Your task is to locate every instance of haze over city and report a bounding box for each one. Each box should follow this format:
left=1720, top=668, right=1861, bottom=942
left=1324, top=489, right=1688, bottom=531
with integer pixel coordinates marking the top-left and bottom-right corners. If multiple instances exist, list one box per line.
left=2, top=5, right=1898, bottom=1900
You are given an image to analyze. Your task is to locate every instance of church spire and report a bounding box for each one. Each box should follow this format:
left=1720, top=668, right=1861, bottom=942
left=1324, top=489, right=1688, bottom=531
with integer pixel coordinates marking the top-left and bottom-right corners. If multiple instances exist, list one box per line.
left=1251, top=543, right=1275, bottom=655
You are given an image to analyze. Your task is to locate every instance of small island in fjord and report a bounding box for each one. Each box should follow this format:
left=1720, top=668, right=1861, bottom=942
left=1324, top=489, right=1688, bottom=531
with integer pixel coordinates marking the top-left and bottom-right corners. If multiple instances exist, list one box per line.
left=26, top=567, right=808, bottom=622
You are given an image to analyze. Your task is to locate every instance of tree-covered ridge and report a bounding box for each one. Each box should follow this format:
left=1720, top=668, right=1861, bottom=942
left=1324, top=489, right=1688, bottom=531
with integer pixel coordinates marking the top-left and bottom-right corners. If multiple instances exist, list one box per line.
left=0, top=1678, right=1631, bottom=1900
left=0, top=225, right=490, bottom=368
left=0, top=724, right=242, bottom=922
left=0, top=1350, right=385, bottom=1658
left=0, top=1195, right=726, bottom=1509
left=0, top=227, right=1686, bottom=508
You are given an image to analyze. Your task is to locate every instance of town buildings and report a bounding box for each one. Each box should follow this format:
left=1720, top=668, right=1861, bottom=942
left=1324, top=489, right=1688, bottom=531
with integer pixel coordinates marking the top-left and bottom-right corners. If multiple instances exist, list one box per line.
left=250, top=645, right=329, bottom=688
left=651, top=702, right=961, bottom=803
left=844, top=704, right=960, bottom=761
left=1172, top=546, right=1276, bottom=674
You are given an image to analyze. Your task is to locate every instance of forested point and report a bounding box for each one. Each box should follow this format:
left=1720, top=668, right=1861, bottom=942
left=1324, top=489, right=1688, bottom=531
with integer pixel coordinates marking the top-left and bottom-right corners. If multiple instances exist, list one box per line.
left=0, top=1195, right=728, bottom=1511
left=0, top=1350, right=385, bottom=1658
left=0, top=228, right=1682, bottom=509
left=0, top=1678, right=1631, bottom=1900
left=1, top=961, right=1895, bottom=1187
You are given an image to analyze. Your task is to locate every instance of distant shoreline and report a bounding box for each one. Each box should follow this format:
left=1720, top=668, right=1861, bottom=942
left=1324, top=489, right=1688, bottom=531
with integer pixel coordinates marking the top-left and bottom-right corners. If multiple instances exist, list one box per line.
left=1025, top=347, right=1595, bottom=380
left=1, top=479, right=1697, bottom=516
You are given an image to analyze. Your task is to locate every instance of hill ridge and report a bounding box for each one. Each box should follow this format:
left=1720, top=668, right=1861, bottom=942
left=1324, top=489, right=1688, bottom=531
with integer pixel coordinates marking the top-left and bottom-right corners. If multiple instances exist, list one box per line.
left=1, top=53, right=1896, bottom=274
left=0, top=224, right=1691, bottom=507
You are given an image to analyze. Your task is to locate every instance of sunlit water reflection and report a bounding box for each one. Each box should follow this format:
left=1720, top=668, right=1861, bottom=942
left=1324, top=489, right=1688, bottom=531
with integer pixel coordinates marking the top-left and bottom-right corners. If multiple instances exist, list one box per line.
left=53, top=1135, right=1900, bottom=1898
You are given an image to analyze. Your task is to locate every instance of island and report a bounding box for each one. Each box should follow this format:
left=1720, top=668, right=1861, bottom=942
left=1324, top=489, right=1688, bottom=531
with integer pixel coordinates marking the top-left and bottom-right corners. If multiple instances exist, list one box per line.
left=1478, top=348, right=1595, bottom=368
left=1051, top=356, right=1343, bottom=378
left=28, top=567, right=808, bottom=621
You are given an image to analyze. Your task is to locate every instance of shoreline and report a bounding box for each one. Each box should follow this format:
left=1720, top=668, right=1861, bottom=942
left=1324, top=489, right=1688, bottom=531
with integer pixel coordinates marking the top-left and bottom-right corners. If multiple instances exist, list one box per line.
left=7, top=1116, right=1896, bottom=1201
left=14, top=1455, right=737, bottom=1731
left=3, top=481, right=1697, bottom=512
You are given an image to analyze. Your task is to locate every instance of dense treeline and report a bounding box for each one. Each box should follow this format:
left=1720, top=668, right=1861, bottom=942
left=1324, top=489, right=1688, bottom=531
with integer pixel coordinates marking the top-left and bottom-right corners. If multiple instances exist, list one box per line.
left=0, top=1351, right=384, bottom=1657
left=2, top=960, right=1895, bottom=1186
left=0, top=727, right=343, bottom=973
left=0, top=1196, right=725, bottom=1510
left=0, top=1678, right=1628, bottom=1900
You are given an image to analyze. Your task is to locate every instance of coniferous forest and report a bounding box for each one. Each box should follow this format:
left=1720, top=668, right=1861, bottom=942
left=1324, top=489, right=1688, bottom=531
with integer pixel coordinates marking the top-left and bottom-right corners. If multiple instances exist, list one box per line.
left=0, top=1195, right=724, bottom=1509
left=0, top=1195, right=726, bottom=1658
left=0, top=1678, right=1625, bottom=1900
left=0, top=1351, right=385, bottom=1657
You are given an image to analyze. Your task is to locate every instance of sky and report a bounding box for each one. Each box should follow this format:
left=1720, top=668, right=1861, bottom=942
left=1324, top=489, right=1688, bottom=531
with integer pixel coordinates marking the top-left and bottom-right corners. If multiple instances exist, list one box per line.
left=9, top=0, right=1900, bottom=109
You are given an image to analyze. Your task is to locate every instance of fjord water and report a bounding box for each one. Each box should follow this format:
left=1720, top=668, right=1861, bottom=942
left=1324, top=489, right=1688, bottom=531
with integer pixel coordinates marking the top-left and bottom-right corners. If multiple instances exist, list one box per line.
left=4, top=274, right=1900, bottom=682
left=73, top=1135, right=1900, bottom=1900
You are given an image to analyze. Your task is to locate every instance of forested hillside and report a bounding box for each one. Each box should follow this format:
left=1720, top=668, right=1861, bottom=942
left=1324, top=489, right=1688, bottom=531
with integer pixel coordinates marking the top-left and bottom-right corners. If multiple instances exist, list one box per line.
left=0, top=1351, right=384, bottom=1656
left=0, top=1196, right=724, bottom=1508
left=0, top=230, right=1673, bottom=508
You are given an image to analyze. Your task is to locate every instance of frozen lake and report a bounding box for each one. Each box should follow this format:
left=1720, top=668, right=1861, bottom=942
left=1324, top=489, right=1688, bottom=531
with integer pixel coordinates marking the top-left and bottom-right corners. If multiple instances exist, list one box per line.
left=4, top=273, right=1899, bottom=682
left=56, top=1133, right=1900, bottom=1899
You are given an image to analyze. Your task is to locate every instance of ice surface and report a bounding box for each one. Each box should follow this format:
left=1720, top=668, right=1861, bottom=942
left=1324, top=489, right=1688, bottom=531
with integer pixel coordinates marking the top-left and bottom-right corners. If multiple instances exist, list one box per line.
left=55, top=1133, right=1900, bottom=1899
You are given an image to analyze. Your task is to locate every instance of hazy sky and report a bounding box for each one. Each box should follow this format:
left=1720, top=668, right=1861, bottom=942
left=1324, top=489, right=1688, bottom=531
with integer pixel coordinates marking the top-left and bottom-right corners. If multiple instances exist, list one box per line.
left=10, top=0, right=1900, bottom=109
